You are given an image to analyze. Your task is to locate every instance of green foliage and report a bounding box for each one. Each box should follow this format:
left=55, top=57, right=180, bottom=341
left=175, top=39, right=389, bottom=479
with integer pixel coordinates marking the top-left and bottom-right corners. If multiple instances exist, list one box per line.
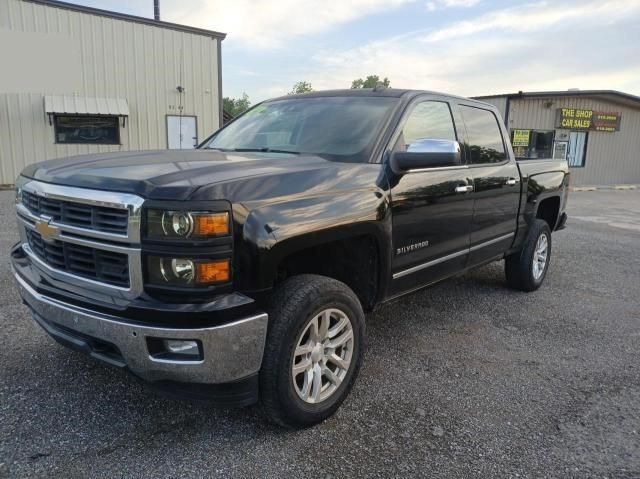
left=288, top=81, right=314, bottom=95
left=351, top=75, right=391, bottom=89
left=223, top=93, right=251, bottom=118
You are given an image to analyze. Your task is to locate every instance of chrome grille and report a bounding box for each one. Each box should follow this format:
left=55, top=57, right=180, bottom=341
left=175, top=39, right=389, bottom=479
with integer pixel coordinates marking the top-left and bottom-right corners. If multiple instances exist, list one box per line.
left=22, top=190, right=128, bottom=235
left=26, top=229, right=130, bottom=287
left=17, top=180, right=144, bottom=298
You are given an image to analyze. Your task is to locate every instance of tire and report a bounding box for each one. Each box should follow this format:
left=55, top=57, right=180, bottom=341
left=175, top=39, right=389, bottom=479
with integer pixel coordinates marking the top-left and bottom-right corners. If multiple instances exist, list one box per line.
left=259, top=274, right=365, bottom=428
left=505, top=219, right=552, bottom=292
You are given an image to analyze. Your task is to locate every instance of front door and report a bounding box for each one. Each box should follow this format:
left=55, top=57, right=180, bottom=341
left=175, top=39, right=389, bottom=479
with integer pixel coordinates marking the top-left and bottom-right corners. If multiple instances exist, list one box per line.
left=457, top=103, right=520, bottom=266
left=167, top=115, right=198, bottom=149
left=388, top=98, right=474, bottom=297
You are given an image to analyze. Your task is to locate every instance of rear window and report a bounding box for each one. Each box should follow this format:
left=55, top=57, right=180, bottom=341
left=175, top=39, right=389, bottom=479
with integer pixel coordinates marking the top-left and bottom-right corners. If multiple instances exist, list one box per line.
left=460, top=106, right=506, bottom=164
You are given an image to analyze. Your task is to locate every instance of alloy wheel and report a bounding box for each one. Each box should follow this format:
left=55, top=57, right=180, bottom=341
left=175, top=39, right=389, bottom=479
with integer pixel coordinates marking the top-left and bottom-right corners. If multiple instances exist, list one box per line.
left=291, top=308, right=354, bottom=404
left=532, top=233, right=548, bottom=280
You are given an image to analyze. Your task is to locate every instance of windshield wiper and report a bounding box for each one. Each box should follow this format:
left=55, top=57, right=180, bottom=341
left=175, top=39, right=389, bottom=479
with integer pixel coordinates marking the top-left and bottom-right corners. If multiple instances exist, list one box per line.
left=230, top=147, right=301, bottom=155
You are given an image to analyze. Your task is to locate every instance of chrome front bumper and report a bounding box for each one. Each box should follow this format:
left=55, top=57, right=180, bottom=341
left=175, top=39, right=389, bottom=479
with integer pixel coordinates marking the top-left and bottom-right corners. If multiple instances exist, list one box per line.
left=14, top=271, right=268, bottom=385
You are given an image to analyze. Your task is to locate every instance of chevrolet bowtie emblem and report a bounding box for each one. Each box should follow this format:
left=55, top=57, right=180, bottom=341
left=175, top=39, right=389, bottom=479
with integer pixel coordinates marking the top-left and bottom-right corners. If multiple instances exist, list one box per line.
left=34, top=217, right=60, bottom=242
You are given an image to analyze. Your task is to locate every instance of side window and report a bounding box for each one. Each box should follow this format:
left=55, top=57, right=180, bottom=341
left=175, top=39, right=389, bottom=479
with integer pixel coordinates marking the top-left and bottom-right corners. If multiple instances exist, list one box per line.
left=54, top=115, right=120, bottom=145
left=394, top=101, right=456, bottom=152
left=459, top=105, right=506, bottom=164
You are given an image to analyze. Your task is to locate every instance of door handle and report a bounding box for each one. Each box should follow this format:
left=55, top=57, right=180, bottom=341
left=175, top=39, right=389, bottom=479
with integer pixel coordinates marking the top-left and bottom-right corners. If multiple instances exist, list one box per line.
left=454, top=185, right=474, bottom=194
left=506, top=178, right=519, bottom=186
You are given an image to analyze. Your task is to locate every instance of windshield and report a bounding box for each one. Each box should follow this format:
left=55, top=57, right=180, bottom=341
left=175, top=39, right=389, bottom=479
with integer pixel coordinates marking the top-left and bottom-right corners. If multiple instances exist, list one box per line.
left=202, top=96, right=398, bottom=162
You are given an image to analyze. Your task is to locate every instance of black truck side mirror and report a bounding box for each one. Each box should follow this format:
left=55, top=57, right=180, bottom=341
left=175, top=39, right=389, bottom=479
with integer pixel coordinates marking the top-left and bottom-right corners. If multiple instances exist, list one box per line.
left=389, top=139, right=462, bottom=174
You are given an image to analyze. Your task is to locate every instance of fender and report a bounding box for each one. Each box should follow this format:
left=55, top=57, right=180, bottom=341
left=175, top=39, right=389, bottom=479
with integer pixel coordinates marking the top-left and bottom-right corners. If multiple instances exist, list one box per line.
left=510, top=163, right=570, bottom=253
left=232, top=186, right=393, bottom=298
left=523, top=170, right=568, bottom=224
left=186, top=155, right=392, bottom=298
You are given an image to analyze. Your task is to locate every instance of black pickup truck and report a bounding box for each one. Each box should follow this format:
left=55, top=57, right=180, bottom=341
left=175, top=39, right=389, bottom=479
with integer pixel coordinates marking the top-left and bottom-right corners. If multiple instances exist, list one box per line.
left=11, top=89, right=569, bottom=428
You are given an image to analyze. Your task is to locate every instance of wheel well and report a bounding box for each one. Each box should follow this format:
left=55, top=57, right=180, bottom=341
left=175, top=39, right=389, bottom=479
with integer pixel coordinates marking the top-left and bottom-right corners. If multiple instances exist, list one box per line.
left=276, top=235, right=380, bottom=312
left=536, top=196, right=560, bottom=229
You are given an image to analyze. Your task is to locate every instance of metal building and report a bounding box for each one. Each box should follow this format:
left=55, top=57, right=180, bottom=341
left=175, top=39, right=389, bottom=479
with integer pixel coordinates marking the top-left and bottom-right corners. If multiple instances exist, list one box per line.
left=474, top=90, right=640, bottom=186
left=0, top=0, right=225, bottom=185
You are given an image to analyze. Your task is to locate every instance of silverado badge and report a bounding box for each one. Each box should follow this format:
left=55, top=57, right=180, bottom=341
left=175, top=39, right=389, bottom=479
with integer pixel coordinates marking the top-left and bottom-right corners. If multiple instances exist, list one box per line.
left=396, top=240, right=429, bottom=255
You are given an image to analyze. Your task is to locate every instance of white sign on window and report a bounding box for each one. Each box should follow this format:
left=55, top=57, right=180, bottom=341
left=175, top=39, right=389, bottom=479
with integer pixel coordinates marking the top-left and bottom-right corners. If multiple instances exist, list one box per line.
left=553, top=141, right=568, bottom=161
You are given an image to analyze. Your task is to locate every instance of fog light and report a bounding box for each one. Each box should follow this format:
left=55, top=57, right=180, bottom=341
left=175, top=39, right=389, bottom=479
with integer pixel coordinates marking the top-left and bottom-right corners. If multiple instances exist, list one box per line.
left=164, top=339, right=199, bottom=356
left=148, top=337, right=202, bottom=361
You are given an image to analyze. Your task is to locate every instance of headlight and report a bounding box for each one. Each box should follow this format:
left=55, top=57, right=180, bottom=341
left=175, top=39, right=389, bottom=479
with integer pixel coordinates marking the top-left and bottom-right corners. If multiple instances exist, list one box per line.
left=15, top=176, right=27, bottom=205
left=146, top=210, right=230, bottom=239
left=147, top=256, right=230, bottom=286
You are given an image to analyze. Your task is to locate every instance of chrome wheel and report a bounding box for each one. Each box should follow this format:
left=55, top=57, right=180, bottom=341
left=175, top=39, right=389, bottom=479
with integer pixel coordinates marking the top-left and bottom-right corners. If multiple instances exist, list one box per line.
left=291, top=308, right=354, bottom=404
left=532, top=233, right=548, bottom=280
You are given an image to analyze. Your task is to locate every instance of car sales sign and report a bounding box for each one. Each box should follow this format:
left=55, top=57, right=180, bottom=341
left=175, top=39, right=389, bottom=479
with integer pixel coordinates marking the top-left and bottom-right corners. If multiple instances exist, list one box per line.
left=512, top=129, right=530, bottom=147
left=556, top=108, right=621, bottom=132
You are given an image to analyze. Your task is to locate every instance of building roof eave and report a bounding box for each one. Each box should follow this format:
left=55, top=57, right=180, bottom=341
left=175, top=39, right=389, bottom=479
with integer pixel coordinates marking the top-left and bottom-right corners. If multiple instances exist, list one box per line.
left=472, top=90, right=640, bottom=109
left=24, top=0, right=227, bottom=40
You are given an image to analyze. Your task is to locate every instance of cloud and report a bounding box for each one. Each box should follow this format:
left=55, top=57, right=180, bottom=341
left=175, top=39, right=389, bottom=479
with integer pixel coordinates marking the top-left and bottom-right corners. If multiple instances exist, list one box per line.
left=210, top=0, right=640, bottom=101
left=423, top=0, right=640, bottom=42
left=426, top=0, right=481, bottom=11
left=164, top=0, right=418, bottom=48
left=302, top=0, right=640, bottom=97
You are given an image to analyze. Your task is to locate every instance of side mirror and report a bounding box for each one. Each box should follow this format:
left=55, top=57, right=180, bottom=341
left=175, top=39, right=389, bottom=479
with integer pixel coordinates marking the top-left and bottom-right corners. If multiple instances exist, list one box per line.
left=389, top=139, right=461, bottom=174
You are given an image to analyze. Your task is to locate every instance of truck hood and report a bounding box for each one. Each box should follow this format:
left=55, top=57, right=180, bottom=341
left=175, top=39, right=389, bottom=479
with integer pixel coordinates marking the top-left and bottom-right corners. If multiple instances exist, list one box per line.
left=20, top=149, right=358, bottom=201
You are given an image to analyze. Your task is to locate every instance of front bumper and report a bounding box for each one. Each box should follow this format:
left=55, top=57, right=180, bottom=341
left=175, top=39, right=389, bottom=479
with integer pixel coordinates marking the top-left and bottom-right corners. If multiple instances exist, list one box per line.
left=13, top=267, right=268, bottom=406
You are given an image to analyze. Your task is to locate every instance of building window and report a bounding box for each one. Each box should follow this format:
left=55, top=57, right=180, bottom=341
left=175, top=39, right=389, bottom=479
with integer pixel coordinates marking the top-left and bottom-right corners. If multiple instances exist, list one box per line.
left=54, top=115, right=120, bottom=144
left=459, top=105, right=507, bottom=164
left=567, top=131, right=588, bottom=167
left=511, top=130, right=555, bottom=159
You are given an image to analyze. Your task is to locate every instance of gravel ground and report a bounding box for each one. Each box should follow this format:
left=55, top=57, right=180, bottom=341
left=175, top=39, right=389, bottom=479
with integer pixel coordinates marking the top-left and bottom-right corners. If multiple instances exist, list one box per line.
left=0, top=189, right=639, bottom=478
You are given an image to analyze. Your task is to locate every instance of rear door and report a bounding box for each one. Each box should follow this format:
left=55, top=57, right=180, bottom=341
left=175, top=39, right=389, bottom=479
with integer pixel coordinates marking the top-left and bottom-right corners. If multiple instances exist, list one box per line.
left=387, top=96, right=474, bottom=296
left=167, top=115, right=198, bottom=149
left=456, top=103, right=520, bottom=266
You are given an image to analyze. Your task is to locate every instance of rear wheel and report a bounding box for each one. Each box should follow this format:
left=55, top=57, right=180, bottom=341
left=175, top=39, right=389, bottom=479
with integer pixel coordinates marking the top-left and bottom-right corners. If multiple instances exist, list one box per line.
left=505, top=219, right=552, bottom=292
left=259, top=274, right=365, bottom=428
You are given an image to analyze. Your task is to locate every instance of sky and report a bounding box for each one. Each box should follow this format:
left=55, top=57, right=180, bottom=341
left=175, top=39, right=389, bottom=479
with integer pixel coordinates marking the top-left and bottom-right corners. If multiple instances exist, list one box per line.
left=70, top=0, right=640, bottom=103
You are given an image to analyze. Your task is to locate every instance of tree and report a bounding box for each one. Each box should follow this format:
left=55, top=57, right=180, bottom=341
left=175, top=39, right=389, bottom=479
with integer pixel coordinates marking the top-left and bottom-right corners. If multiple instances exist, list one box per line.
left=351, top=75, right=391, bottom=89
left=223, top=93, right=251, bottom=118
left=288, top=81, right=314, bottom=95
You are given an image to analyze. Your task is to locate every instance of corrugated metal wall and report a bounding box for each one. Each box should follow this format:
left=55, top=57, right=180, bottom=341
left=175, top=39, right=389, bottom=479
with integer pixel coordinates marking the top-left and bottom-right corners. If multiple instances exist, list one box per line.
left=0, top=0, right=221, bottom=184
left=482, top=97, right=508, bottom=122
left=507, top=96, right=640, bottom=185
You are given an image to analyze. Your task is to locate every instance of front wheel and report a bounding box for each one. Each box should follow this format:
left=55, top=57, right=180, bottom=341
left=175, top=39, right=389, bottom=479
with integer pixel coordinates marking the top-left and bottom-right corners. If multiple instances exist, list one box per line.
left=505, top=219, right=552, bottom=292
left=259, top=275, right=365, bottom=428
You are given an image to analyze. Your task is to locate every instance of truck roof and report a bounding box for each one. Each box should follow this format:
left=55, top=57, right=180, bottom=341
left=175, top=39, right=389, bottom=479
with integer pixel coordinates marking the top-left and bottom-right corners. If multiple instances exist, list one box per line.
left=268, top=88, right=492, bottom=107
